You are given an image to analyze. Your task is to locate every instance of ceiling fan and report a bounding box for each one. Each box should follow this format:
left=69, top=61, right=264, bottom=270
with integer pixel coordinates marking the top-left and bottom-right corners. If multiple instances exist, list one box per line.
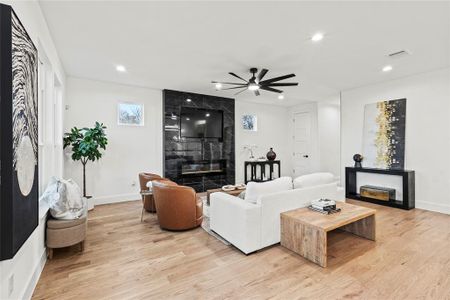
left=212, top=68, right=299, bottom=96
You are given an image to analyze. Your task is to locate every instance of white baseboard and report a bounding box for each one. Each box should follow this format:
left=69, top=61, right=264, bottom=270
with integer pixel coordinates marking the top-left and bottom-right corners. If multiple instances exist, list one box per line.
left=94, top=193, right=140, bottom=206
left=416, top=201, right=450, bottom=215
left=22, top=249, right=47, bottom=300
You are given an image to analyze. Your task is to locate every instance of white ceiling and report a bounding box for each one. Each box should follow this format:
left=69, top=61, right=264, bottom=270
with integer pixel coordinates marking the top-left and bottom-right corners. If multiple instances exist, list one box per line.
left=39, top=1, right=450, bottom=106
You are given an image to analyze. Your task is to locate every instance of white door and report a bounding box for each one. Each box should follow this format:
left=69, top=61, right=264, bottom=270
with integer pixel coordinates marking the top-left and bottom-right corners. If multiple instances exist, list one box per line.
left=293, top=112, right=311, bottom=176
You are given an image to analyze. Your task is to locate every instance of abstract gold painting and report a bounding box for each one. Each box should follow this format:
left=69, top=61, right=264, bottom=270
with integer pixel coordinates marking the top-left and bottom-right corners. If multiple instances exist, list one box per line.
left=362, top=98, right=406, bottom=170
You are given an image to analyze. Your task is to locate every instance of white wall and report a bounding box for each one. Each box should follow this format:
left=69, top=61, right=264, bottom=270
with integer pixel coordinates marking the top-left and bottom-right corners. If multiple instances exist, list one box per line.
left=318, top=98, right=341, bottom=178
left=341, top=68, right=450, bottom=214
left=64, top=77, right=163, bottom=205
left=0, top=1, right=66, bottom=300
left=235, top=101, right=291, bottom=183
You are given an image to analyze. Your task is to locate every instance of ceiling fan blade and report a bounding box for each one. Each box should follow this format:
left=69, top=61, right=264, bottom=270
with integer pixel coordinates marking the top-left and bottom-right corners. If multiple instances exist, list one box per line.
left=223, top=86, right=249, bottom=90
left=229, top=72, right=248, bottom=82
left=260, top=73, right=296, bottom=85
left=234, top=88, right=248, bottom=95
left=257, top=69, right=268, bottom=82
left=254, top=90, right=260, bottom=96
left=211, top=81, right=247, bottom=85
left=260, top=86, right=283, bottom=93
left=264, top=82, right=299, bottom=87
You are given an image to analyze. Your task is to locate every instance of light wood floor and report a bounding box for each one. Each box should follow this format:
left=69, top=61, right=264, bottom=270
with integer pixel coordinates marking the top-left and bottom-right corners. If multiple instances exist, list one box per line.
left=33, top=199, right=450, bottom=300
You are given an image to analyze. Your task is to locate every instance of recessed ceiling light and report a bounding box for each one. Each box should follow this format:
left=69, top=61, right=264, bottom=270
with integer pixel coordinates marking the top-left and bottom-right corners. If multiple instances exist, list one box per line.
left=311, top=32, right=324, bottom=42
left=116, top=65, right=126, bottom=72
left=215, top=83, right=222, bottom=90
left=278, top=94, right=285, bottom=100
left=186, top=98, right=192, bottom=102
left=205, top=113, right=210, bottom=117
left=186, top=117, right=190, bottom=121
left=382, top=65, right=393, bottom=72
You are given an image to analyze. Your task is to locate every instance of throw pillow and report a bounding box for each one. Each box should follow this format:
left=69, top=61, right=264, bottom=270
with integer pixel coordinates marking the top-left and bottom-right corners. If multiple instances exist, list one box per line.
left=47, top=178, right=86, bottom=220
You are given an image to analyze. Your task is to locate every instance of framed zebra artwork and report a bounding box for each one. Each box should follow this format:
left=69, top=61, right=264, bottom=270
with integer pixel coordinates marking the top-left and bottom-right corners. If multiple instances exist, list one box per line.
left=0, top=4, right=39, bottom=260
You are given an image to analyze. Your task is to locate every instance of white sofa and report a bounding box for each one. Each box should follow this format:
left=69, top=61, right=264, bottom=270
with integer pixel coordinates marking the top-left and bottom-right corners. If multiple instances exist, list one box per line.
left=210, top=173, right=345, bottom=254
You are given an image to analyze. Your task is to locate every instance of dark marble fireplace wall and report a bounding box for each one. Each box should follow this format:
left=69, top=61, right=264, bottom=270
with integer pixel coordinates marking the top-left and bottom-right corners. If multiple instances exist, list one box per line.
left=163, top=89, right=235, bottom=192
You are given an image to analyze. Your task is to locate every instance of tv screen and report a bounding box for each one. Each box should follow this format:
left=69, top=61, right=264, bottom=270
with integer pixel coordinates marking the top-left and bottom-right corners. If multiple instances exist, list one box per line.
left=180, top=107, right=223, bottom=139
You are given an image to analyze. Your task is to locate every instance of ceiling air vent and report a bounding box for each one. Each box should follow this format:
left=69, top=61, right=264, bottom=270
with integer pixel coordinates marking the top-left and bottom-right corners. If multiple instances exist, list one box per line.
left=388, top=50, right=411, bottom=59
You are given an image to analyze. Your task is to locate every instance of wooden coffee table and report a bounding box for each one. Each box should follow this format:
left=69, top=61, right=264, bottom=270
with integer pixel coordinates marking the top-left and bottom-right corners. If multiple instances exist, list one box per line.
left=206, top=188, right=245, bottom=205
left=280, top=202, right=376, bottom=267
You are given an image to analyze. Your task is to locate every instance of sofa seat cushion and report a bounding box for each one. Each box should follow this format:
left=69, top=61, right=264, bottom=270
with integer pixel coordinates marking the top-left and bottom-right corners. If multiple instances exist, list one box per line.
left=245, top=177, right=293, bottom=203
left=47, top=217, right=86, bottom=229
left=293, top=172, right=335, bottom=189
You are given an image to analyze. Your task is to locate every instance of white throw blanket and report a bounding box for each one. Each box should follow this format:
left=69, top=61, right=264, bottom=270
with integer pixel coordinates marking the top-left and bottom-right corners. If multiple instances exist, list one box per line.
left=40, top=177, right=87, bottom=220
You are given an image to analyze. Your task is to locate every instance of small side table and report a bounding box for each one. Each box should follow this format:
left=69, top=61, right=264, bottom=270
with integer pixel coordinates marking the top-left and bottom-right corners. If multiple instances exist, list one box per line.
left=140, top=190, right=153, bottom=222
left=244, top=160, right=281, bottom=184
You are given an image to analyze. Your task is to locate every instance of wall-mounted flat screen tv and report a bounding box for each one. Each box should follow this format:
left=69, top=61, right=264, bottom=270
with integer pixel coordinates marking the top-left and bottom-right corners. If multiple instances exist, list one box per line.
left=180, top=107, right=223, bottom=139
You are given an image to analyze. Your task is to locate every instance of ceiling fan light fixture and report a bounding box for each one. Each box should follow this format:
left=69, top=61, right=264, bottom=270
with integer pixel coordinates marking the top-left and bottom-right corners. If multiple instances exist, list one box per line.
left=213, top=68, right=298, bottom=96
left=248, top=83, right=259, bottom=91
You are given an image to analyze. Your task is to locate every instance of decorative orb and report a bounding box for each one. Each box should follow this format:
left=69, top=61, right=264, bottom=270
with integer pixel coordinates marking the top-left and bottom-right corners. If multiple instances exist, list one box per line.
left=353, top=154, right=363, bottom=168
left=353, top=154, right=363, bottom=162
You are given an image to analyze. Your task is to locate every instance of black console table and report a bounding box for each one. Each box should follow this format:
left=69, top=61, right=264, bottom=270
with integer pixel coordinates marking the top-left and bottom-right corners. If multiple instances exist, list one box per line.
left=345, top=167, right=415, bottom=210
left=244, top=160, right=281, bottom=184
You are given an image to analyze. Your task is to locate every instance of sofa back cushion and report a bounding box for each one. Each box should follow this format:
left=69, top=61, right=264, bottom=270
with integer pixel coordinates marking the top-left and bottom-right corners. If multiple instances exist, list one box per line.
left=293, top=172, right=335, bottom=189
left=245, top=177, right=292, bottom=203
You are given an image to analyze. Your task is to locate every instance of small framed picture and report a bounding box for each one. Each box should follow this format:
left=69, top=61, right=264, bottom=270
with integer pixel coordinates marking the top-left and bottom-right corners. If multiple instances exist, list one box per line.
left=118, top=102, right=144, bottom=126
left=242, top=115, right=257, bottom=131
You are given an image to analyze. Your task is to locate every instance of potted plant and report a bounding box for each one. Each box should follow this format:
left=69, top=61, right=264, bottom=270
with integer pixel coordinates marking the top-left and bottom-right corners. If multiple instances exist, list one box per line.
left=63, top=122, right=108, bottom=210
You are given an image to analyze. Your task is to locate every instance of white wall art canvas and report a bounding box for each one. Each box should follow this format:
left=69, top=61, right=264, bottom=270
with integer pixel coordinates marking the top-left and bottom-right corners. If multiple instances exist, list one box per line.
left=118, top=102, right=144, bottom=126
left=362, top=98, right=406, bottom=169
left=242, top=115, right=257, bottom=131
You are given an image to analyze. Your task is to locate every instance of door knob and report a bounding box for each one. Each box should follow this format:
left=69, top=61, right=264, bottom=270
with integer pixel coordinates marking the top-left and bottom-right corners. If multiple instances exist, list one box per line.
left=303, top=155, right=309, bottom=158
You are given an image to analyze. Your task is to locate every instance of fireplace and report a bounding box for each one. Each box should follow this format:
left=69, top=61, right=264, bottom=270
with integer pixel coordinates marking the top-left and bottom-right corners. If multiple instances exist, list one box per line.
left=163, top=89, right=235, bottom=192
left=180, top=159, right=226, bottom=177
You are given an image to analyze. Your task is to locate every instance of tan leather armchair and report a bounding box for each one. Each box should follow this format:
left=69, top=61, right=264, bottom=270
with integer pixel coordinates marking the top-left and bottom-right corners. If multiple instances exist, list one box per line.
left=139, top=172, right=161, bottom=212
left=152, top=180, right=203, bottom=231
